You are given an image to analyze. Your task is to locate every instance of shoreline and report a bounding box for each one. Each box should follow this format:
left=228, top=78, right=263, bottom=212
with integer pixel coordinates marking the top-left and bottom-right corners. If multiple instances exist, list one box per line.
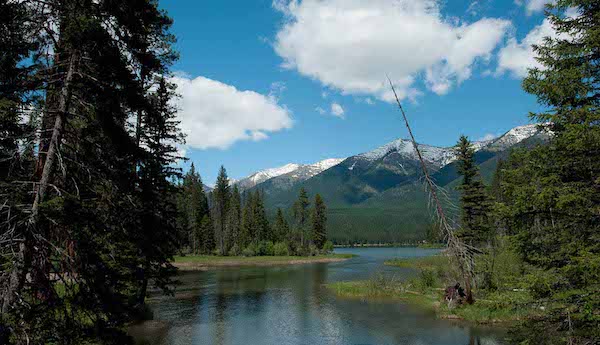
left=326, top=255, right=542, bottom=325
left=173, top=254, right=355, bottom=271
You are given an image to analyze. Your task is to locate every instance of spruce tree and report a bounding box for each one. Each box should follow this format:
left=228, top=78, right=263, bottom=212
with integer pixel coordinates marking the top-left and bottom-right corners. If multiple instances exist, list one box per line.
left=227, top=185, right=242, bottom=255
left=455, top=135, right=492, bottom=246
left=499, top=2, right=600, bottom=341
left=293, top=187, right=311, bottom=248
left=179, top=164, right=209, bottom=253
left=274, top=208, right=290, bottom=243
left=311, top=194, right=328, bottom=249
left=0, top=0, right=180, bottom=342
left=199, top=215, right=215, bottom=254
left=212, top=166, right=230, bottom=255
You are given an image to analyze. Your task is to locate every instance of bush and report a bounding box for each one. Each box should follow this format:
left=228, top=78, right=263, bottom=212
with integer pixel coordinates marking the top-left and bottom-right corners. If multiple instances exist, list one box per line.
left=417, top=268, right=437, bottom=291
left=242, top=243, right=257, bottom=257
left=228, top=243, right=241, bottom=256
left=309, top=244, right=319, bottom=256
left=273, top=242, right=290, bottom=256
left=525, top=269, right=566, bottom=299
left=263, top=241, right=275, bottom=256
left=322, top=241, right=334, bottom=254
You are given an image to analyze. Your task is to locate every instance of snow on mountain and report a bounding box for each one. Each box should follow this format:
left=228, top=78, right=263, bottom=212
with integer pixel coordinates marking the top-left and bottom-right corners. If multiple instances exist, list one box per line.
left=354, top=124, right=544, bottom=168
left=485, top=124, right=545, bottom=151
left=235, top=159, right=345, bottom=191
left=285, top=158, right=346, bottom=180
left=357, top=138, right=457, bottom=168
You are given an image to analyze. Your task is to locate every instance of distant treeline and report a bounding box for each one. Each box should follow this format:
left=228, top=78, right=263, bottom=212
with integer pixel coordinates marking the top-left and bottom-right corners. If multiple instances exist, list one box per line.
left=177, top=165, right=332, bottom=257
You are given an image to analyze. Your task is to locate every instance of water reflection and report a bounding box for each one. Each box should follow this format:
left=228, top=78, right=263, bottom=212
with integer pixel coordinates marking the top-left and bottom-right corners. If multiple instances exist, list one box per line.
left=133, top=248, right=507, bottom=345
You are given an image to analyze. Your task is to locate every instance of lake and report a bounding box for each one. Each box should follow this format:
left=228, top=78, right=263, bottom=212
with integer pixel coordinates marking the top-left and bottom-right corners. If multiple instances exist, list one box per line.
left=130, top=247, right=508, bottom=345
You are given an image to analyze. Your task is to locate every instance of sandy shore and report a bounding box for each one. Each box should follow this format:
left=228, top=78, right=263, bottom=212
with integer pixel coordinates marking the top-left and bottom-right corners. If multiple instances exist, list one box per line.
left=173, top=255, right=353, bottom=271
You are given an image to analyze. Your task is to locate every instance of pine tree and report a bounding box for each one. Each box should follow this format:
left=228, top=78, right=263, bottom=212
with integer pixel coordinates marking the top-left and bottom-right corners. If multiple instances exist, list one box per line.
left=293, top=187, right=311, bottom=248
left=227, top=185, right=242, bottom=255
left=179, top=164, right=209, bottom=253
left=212, top=166, right=230, bottom=255
left=0, top=0, right=180, bottom=342
left=199, top=215, right=215, bottom=254
left=498, top=2, right=600, bottom=341
left=253, top=190, right=271, bottom=242
left=311, top=194, right=327, bottom=249
left=274, top=208, right=290, bottom=243
left=455, top=135, right=492, bottom=246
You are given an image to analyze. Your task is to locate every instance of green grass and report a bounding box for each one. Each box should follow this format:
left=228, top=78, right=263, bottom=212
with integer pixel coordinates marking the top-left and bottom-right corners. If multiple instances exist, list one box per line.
left=327, top=253, right=545, bottom=324
left=384, top=254, right=448, bottom=269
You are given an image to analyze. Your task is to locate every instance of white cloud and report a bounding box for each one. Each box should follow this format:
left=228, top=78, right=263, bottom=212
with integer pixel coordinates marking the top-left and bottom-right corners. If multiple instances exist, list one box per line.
left=518, top=0, right=555, bottom=15
left=330, top=103, right=345, bottom=118
left=273, top=0, right=511, bottom=101
left=173, top=75, right=293, bottom=150
left=496, top=16, right=567, bottom=77
left=365, top=98, right=375, bottom=105
left=315, top=106, right=326, bottom=115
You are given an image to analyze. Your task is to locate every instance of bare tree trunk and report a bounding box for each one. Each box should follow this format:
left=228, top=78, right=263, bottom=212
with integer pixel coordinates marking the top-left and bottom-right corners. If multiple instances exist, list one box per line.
left=387, top=76, right=476, bottom=304
left=30, top=50, right=78, bottom=299
left=2, top=51, right=78, bottom=314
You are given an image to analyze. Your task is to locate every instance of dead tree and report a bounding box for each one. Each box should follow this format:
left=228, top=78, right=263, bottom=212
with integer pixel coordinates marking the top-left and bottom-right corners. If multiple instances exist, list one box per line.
left=387, top=76, right=477, bottom=304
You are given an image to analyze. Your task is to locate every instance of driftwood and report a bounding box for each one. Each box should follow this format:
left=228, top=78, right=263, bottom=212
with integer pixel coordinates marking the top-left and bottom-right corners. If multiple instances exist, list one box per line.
left=386, top=76, right=477, bottom=304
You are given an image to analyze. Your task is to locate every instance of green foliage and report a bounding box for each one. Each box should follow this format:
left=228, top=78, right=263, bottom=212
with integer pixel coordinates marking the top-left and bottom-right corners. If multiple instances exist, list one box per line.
left=273, top=208, right=290, bottom=243
left=212, top=166, right=231, bottom=255
left=455, top=135, right=493, bottom=246
left=292, top=187, right=311, bottom=246
left=322, top=241, right=334, bottom=253
left=178, top=164, right=210, bottom=254
left=273, top=242, right=290, bottom=256
left=311, top=194, right=328, bottom=248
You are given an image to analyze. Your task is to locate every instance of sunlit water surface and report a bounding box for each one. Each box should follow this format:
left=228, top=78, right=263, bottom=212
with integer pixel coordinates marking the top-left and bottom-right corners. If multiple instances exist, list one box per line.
left=130, top=247, right=508, bottom=345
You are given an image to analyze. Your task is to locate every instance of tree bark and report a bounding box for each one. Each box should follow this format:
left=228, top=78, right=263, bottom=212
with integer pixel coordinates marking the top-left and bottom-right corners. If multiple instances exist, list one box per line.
left=30, top=50, right=78, bottom=300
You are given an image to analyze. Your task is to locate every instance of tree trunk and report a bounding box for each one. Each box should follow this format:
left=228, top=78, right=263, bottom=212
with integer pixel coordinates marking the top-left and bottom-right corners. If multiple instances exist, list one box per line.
left=29, top=50, right=78, bottom=300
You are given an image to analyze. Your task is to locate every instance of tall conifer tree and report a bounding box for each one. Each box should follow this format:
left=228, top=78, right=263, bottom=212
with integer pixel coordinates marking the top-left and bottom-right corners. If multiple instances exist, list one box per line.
left=311, top=194, right=327, bottom=249
left=212, top=166, right=230, bottom=255
left=293, top=188, right=311, bottom=248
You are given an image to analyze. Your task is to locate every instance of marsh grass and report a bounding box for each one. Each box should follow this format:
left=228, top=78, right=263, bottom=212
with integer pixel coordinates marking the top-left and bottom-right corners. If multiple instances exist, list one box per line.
left=329, top=253, right=545, bottom=324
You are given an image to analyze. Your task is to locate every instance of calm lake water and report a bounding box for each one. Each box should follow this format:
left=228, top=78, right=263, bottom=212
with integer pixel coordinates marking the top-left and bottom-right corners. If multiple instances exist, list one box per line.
left=130, top=247, right=508, bottom=345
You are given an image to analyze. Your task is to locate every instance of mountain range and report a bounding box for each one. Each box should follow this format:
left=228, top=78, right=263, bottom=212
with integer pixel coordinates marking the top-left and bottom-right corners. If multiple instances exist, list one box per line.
left=232, top=124, right=551, bottom=243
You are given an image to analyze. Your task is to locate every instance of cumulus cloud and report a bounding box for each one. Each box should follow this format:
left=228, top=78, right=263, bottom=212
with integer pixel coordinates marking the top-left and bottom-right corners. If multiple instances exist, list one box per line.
left=172, top=76, right=293, bottom=150
left=518, top=0, right=555, bottom=15
left=496, top=10, right=575, bottom=78
left=330, top=103, right=345, bottom=118
left=273, top=0, right=511, bottom=100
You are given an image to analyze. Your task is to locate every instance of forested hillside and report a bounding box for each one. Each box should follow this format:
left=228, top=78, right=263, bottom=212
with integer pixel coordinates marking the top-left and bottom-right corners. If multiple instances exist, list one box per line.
left=257, top=127, right=551, bottom=243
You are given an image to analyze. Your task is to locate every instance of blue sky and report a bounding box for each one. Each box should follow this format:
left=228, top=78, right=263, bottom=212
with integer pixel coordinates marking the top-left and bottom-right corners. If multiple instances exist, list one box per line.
left=161, top=0, right=555, bottom=184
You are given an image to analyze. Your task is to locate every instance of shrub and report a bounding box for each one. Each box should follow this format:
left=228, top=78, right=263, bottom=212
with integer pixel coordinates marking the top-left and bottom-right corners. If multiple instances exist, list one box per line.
left=417, top=268, right=437, bottom=291
left=264, top=241, right=275, bottom=256
left=228, top=243, right=241, bottom=256
left=242, top=244, right=257, bottom=257
left=309, top=244, right=319, bottom=256
left=322, top=241, right=334, bottom=254
left=273, top=242, right=290, bottom=256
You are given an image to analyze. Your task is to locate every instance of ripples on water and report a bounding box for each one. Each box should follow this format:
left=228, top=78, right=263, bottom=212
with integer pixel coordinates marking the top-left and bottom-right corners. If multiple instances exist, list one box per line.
left=130, top=247, right=508, bottom=345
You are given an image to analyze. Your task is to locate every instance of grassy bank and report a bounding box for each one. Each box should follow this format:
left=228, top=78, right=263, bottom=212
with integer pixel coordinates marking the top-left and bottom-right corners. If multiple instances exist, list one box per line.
left=326, top=255, right=545, bottom=324
left=173, top=253, right=355, bottom=271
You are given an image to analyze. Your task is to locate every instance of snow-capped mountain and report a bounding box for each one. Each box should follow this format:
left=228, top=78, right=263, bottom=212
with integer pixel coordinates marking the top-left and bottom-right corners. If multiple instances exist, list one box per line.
left=354, top=123, right=546, bottom=169
left=235, top=158, right=345, bottom=191
left=356, top=138, right=492, bottom=169
left=234, top=163, right=301, bottom=191
left=485, top=124, right=548, bottom=151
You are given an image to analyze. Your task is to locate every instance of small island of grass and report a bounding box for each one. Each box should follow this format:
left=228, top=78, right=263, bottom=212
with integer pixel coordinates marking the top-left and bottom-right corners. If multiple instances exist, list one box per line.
left=326, top=249, right=548, bottom=324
